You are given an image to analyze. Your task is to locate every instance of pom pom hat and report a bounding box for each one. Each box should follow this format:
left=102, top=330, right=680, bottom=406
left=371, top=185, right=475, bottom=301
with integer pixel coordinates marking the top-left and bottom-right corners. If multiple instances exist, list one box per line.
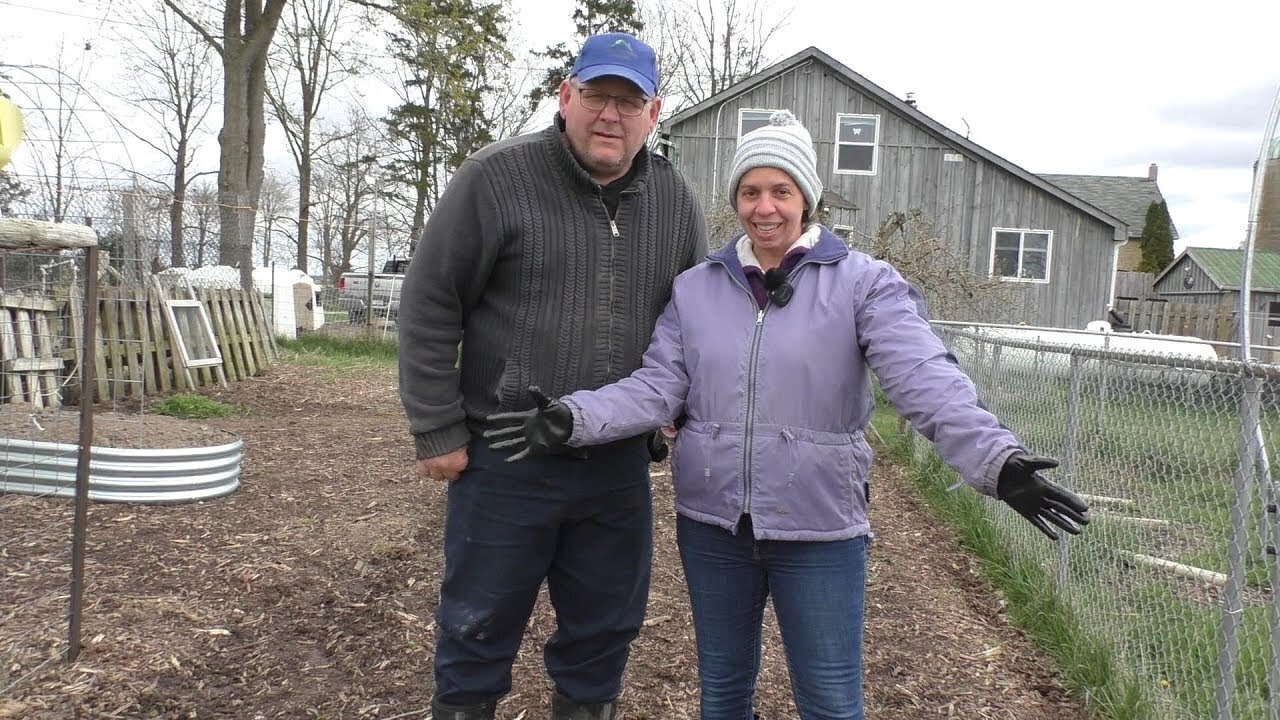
left=728, top=110, right=823, bottom=221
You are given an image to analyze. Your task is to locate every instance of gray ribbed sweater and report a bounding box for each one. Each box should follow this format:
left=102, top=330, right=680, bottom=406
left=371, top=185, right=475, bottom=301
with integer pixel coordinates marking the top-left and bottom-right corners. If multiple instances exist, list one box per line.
left=398, top=120, right=709, bottom=459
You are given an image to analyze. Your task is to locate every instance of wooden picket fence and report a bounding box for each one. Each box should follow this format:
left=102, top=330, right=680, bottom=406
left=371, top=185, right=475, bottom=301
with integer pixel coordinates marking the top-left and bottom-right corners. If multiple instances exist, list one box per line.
left=0, top=291, right=65, bottom=408
left=75, top=285, right=279, bottom=403
left=1112, top=298, right=1237, bottom=343
left=0, top=283, right=278, bottom=407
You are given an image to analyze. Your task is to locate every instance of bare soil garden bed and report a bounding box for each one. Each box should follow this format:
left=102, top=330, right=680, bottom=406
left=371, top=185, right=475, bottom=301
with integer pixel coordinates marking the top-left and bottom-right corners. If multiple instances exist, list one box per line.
left=0, top=359, right=1087, bottom=719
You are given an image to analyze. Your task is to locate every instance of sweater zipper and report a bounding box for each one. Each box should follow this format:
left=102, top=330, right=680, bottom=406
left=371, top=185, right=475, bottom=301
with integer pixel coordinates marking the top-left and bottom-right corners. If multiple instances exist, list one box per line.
left=600, top=197, right=620, bottom=378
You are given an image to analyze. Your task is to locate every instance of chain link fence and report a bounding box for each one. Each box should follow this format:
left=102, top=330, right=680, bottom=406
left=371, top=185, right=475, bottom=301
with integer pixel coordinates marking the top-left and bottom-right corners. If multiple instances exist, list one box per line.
left=930, top=322, right=1277, bottom=719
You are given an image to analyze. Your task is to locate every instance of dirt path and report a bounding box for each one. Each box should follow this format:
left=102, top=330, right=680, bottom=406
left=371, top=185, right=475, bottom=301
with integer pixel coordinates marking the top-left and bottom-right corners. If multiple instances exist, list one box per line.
left=1, top=360, right=1087, bottom=719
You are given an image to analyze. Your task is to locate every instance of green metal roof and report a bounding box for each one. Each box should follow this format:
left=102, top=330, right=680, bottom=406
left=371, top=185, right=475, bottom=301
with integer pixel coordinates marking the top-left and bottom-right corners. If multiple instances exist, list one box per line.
left=1183, top=247, right=1280, bottom=291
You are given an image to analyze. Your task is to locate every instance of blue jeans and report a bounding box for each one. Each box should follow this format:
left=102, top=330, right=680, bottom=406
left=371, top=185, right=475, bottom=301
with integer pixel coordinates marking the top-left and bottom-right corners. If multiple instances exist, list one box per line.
left=677, top=514, right=869, bottom=720
left=433, top=435, right=653, bottom=707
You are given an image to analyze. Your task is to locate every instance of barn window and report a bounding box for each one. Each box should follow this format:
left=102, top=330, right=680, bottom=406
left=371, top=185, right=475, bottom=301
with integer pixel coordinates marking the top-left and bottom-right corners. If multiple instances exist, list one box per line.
left=990, top=228, right=1052, bottom=283
left=739, top=108, right=783, bottom=138
left=835, top=114, right=880, bottom=175
left=1269, top=301, right=1280, bottom=327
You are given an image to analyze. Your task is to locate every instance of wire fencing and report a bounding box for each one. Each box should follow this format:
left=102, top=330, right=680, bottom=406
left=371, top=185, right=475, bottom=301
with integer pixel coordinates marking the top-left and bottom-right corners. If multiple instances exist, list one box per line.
left=0, top=231, right=103, bottom=697
left=932, top=322, right=1278, bottom=720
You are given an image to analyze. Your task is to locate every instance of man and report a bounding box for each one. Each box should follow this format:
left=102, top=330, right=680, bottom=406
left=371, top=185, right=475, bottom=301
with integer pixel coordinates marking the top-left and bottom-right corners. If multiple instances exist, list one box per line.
left=397, top=32, right=708, bottom=720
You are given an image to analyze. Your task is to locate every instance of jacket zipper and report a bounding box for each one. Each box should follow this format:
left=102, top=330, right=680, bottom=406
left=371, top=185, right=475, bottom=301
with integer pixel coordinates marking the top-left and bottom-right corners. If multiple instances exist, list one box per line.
left=710, top=257, right=772, bottom=519
left=742, top=305, right=767, bottom=514
left=709, top=245, right=836, bottom=520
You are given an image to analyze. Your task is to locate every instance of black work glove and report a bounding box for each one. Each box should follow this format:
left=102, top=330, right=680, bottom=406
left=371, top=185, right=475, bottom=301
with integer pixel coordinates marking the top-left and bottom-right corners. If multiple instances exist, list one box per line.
left=484, top=386, right=576, bottom=462
left=646, top=431, right=669, bottom=463
left=996, top=454, right=1090, bottom=541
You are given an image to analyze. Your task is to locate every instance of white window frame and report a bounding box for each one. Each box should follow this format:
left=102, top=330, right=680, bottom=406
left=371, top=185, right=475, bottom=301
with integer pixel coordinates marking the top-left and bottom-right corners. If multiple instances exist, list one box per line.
left=161, top=299, right=223, bottom=368
left=738, top=108, right=782, bottom=139
left=834, top=113, right=880, bottom=176
left=989, top=228, right=1053, bottom=284
left=833, top=225, right=857, bottom=241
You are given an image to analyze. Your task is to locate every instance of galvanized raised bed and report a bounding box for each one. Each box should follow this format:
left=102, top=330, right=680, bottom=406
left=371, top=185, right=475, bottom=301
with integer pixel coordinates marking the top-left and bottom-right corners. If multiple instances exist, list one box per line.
left=0, top=436, right=243, bottom=504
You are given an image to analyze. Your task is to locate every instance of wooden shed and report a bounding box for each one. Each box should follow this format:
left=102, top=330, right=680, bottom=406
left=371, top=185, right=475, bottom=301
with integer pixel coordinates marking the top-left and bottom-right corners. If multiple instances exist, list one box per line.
left=1153, top=247, right=1280, bottom=347
left=658, top=46, right=1128, bottom=329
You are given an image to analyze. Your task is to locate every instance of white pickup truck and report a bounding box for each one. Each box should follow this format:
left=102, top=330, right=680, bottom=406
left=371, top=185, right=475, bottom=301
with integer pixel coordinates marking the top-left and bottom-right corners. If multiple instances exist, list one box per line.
left=336, top=257, right=410, bottom=323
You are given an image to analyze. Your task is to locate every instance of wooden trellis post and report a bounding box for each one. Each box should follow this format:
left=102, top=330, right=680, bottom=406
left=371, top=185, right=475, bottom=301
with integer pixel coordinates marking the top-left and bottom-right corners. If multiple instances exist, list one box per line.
left=0, top=217, right=99, bottom=663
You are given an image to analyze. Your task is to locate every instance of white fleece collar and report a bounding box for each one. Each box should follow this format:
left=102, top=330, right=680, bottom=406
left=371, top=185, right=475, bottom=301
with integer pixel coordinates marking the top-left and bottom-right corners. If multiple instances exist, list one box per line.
left=736, top=224, right=822, bottom=269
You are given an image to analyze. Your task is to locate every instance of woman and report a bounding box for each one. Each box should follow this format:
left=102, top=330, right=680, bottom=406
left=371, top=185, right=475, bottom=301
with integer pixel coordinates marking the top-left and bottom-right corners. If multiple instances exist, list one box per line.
left=486, top=110, right=1088, bottom=720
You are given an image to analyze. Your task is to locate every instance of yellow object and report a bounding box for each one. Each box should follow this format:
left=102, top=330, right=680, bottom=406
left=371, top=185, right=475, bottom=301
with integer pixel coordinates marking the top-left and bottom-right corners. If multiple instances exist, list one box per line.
left=0, top=95, right=25, bottom=170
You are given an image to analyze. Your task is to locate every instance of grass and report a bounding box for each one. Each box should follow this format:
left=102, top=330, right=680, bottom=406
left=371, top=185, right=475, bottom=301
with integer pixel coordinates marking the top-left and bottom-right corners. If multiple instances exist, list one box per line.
left=873, top=402, right=1163, bottom=720
left=153, top=393, right=239, bottom=419
left=873, top=389, right=1277, bottom=720
left=277, top=334, right=399, bottom=369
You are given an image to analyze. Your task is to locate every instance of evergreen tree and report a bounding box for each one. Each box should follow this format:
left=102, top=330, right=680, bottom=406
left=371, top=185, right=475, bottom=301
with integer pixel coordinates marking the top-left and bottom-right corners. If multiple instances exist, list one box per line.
left=528, top=0, right=644, bottom=110
left=383, top=0, right=512, bottom=246
left=0, top=170, right=29, bottom=216
left=1138, top=200, right=1174, bottom=273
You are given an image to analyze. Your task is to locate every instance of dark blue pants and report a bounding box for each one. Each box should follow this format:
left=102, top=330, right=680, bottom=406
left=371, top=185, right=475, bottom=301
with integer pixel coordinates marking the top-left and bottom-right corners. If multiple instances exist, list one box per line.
left=432, top=435, right=653, bottom=707
left=677, top=514, right=869, bottom=720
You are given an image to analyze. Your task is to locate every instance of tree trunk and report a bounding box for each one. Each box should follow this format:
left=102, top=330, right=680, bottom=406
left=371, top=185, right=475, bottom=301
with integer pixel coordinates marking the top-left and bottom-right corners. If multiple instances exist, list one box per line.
left=297, top=148, right=312, bottom=274
left=218, top=45, right=254, bottom=288
left=170, top=137, right=189, bottom=268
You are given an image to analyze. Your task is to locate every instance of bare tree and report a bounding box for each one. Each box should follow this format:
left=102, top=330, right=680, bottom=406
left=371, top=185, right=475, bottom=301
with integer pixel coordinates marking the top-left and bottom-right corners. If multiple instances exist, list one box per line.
left=484, top=61, right=539, bottom=142
left=267, top=0, right=362, bottom=275
left=11, top=49, right=93, bottom=222
left=256, top=170, right=296, bottom=266
left=866, top=209, right=1022, bottom=323
left=311, top=113, right=385, bottom=281
left=114, top=0, right=217, bottom=269
left=646, top=0, right=791, bottom=111
left=185, top=179, right=220, bottom=266
left=161, top=0, right=288, bottom=291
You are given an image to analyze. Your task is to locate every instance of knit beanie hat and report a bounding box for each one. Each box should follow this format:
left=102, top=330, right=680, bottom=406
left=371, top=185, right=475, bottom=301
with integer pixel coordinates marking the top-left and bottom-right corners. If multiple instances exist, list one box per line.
left=728, top=110, right=823, bottom=221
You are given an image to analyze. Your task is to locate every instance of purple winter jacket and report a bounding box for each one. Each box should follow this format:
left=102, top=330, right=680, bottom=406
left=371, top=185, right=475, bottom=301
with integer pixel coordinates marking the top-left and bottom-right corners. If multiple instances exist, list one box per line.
left=561, top=225, right=1024, bottom=541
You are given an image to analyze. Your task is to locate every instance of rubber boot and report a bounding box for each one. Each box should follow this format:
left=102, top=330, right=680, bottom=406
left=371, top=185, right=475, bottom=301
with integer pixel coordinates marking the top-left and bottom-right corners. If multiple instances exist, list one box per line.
left=551, top=691, right=618, bottom=720
left=430, top=699, right=497, bottom=720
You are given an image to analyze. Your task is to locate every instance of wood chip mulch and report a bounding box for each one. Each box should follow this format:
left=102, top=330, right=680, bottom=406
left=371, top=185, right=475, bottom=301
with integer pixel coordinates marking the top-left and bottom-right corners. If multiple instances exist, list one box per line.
left=0, top=359, right=1091, bottom=719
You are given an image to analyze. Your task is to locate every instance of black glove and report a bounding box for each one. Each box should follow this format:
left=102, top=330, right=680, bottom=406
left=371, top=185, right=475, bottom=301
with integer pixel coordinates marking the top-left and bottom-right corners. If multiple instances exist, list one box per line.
left=646, top=431, right=669, bottom=463
left=483, top=386, right=575, bottom=462
left=997, top=454, right=1090, bottom=541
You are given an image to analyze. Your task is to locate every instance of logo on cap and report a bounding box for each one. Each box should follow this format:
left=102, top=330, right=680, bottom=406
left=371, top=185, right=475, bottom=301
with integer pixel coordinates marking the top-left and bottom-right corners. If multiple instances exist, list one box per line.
left=571, top=32, right=658, bottom=98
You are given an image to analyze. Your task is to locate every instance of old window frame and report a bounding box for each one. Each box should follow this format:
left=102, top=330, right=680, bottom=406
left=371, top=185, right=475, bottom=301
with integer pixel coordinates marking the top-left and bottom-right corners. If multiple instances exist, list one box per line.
left=834, top=113, right=880, bottom=175
left=989, top=228, right=1053, bottom=284
left=833, top=225, right=857, bottom=243
left=161, top=298, right=223, bottom=368
left=738, top=108, right=783, bottom=139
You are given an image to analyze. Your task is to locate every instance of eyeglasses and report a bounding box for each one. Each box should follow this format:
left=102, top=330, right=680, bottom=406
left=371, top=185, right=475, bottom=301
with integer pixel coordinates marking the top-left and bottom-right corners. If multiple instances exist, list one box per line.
left=573, top=83, right=649, bottom=118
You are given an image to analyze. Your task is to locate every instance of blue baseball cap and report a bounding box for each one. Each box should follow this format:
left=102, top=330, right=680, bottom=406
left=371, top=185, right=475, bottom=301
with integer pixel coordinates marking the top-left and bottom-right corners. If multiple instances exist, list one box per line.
left=571, top=32, right=659, bottom=98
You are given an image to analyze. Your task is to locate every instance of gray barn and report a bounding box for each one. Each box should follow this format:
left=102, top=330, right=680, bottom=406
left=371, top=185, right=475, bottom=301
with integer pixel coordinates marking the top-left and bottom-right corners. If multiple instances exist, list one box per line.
left=657, top=47, right=1127, bottom=329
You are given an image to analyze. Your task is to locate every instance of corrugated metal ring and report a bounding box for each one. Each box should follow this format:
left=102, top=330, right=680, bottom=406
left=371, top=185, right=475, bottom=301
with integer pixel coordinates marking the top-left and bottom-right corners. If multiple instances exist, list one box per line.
left=0, top=437, right=243, bottom=504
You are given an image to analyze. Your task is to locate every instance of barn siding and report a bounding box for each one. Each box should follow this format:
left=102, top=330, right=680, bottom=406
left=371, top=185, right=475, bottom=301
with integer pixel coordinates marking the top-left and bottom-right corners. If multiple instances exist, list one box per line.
left=665, top=61, right=1119, bottom=328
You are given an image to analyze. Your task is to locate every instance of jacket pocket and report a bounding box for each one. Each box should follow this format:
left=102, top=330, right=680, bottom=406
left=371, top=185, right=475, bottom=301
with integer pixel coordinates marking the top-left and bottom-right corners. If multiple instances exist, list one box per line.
left=749, top=425, right=862, bottom=534
left=673, top=421, right=744, bottom=520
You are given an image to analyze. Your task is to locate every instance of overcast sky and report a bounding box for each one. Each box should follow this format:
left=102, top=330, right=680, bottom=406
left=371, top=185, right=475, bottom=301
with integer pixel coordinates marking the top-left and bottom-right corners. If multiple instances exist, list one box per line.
left=3, top=0, right=1278, bottom=254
